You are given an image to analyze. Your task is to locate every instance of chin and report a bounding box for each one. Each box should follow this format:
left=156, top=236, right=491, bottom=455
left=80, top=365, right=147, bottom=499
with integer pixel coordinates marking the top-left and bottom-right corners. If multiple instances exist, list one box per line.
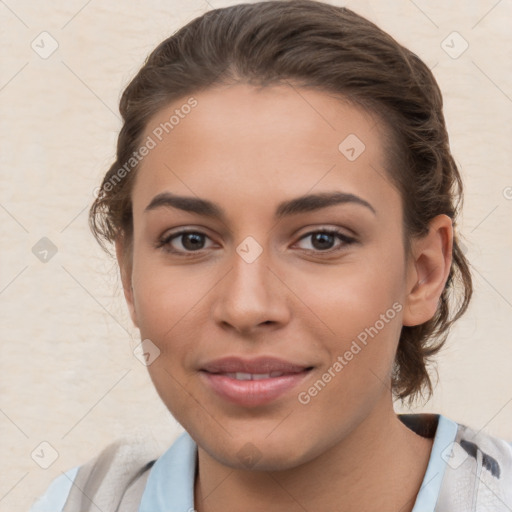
left=199, top=432, right=315, bottom=472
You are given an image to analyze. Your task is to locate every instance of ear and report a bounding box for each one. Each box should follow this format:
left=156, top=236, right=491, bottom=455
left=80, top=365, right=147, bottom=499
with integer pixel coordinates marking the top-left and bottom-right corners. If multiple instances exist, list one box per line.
left=402, top=214, right=453, bottom=327
left=115, top=236, right=139, bottom=329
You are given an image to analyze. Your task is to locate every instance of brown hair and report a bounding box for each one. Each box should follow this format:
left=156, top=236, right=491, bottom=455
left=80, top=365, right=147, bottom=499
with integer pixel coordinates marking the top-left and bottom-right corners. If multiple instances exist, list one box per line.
left=89, top=0, right=472, bottom=406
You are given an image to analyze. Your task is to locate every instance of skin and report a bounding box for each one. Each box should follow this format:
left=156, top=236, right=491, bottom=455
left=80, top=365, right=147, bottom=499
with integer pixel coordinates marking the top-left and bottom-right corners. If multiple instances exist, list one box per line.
left=115, top=83, right=452, bottom=512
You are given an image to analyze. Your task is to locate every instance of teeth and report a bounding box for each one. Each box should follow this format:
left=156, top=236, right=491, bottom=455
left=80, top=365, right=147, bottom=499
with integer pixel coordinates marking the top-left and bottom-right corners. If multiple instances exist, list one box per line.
left=222, top=372, right=285, bottom=380
left=236, top=372, right=253, bottom=381
left=253, top=373, right=273, bottom=380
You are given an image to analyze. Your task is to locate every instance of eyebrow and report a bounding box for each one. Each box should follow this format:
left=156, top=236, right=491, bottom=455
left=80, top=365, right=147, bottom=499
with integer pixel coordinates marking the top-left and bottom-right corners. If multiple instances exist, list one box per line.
left=144, top=191, right=376, bottom=220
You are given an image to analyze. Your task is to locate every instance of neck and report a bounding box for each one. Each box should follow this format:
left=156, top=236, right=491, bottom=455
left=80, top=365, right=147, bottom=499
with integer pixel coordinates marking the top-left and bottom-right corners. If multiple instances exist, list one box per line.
left=194, top=401, right=434, bottom=512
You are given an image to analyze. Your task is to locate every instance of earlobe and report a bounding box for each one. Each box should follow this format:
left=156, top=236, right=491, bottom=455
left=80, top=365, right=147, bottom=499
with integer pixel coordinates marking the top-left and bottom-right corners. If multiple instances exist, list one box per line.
left=114, top=237, right=139, bottom=329
left=402, top=215, right=453, bottom=327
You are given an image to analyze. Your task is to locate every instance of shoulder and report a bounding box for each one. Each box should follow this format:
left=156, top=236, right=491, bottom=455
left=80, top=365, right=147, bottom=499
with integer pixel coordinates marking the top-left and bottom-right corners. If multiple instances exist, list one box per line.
left=436, top=416, right=512, bottom=510
left=30, top=433, right=164, bottom=512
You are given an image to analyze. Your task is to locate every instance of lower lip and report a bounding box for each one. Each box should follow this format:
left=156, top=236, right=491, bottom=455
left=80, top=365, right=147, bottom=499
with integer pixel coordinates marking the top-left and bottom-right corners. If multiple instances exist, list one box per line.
left=200, top=370, right=312, bottom=407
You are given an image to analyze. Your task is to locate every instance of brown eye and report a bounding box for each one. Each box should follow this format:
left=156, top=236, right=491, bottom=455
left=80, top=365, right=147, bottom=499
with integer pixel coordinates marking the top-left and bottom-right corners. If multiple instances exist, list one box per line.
left=296, top=229, right=356, bottom=253
left=157, top=230, right=213, bottom=254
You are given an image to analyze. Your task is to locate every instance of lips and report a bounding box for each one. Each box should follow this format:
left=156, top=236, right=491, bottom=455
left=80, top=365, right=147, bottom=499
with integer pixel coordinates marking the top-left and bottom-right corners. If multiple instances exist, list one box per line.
left=199, top=356, right=314, bottom=407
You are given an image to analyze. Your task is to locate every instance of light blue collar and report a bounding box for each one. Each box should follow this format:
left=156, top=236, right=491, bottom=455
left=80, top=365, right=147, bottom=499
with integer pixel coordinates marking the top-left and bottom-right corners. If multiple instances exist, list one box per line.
left=139, top=430, right=197, bottom=512
left=411, top=414, right=458, bottom=511
left=139, top=414, right=458, bottom=512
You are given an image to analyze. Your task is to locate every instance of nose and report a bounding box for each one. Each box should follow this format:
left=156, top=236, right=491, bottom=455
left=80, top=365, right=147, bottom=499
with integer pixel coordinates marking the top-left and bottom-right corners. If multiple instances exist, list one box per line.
left=211, top=245, right=290, bottom=335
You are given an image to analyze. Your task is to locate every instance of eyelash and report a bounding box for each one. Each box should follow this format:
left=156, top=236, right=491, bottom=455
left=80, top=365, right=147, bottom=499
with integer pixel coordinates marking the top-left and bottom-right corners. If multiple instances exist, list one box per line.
left=155, top=228, right=356, bottom=257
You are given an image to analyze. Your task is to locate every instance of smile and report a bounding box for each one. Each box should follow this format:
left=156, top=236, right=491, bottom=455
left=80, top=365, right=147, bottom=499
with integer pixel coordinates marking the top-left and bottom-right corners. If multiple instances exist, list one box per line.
left=200, top=367, right=313, bottom=407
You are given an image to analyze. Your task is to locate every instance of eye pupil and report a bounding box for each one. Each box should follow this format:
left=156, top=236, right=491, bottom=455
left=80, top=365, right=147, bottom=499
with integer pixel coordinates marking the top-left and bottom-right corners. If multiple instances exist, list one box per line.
left=182, top=233, right=204, bottom=250
left=312, top=233, right=335, bottom=250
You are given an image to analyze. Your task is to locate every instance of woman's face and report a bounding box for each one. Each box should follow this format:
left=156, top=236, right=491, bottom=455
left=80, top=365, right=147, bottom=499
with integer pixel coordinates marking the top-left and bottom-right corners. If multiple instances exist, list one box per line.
left=121, top=83, right=424, bottom=470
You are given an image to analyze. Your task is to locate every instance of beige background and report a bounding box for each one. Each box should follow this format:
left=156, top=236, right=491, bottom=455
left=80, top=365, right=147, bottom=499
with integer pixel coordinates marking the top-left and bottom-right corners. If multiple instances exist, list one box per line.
left=0, top=0, right=511, bottom=510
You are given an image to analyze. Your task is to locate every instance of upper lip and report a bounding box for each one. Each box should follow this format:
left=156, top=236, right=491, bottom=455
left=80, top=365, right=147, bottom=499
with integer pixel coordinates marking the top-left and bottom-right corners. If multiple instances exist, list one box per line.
left=201, top=356, right=312, bottom=374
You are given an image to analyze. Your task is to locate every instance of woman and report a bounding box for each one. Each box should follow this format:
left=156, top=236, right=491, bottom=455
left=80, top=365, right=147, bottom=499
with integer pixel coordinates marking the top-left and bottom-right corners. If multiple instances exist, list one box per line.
left=30, top=1, right=512, bottom=510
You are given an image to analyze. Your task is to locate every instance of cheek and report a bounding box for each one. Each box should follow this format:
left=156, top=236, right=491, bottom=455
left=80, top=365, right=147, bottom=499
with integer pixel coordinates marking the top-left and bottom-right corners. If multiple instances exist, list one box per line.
left=131, top=252, right=204, bottom=339
left=295, top=247, right=405, bottom=384
left=294, top=248, right=405, bottom=335
left=133, top=271, right=205, bottom=419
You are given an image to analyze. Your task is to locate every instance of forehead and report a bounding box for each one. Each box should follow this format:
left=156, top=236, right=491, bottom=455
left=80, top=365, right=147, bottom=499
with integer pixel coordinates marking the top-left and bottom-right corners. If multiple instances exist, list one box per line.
left=132, top=83, right=400, bottom=222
